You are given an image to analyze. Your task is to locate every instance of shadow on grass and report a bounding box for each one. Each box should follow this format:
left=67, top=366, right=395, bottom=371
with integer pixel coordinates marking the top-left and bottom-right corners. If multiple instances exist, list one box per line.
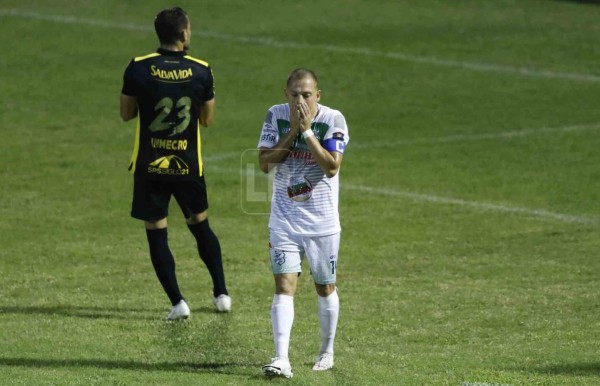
left=556, top=0, right=600, bottom=5
left=0, top=305, right=167, bottom=321
left=0, top=304, right=222, bottom=320
left=0, top=357, right=252, bottom=375
left=517, top=362, right=600, bottom=377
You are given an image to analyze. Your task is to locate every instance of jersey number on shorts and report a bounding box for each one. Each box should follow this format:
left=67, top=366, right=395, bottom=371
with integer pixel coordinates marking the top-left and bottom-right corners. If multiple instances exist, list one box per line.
left=330, top=260, right=337, bottom=275
left=149, top=97, right=192, bottom=136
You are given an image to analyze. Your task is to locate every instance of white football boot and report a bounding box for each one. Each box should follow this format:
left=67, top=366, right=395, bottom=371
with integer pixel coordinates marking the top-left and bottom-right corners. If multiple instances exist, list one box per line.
left=312, top=353, right=334, bottom=371
left=262, top=357, right=293, bottom=378
left=213, top=294, right=232, bottom=312
left=166, top=300, right=190, bottom=321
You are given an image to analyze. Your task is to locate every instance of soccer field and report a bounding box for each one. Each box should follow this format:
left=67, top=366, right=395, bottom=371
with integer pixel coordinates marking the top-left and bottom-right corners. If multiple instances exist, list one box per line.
left=1, top=0, right=600, bottom=385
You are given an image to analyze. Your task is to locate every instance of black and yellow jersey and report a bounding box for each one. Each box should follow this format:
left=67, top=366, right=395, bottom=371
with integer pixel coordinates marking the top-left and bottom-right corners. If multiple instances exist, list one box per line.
left=121, top=48, right=214, bottom=180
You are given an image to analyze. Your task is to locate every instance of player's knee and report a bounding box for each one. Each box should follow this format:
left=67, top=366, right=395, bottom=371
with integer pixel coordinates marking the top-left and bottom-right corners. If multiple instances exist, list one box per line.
left=145, top=218, right=167, bottom=230
left=315, top=283, right=336, bottom=297
left=187, top=210, right=208, bottom=225
left=274, top=274, right=297, bottom=295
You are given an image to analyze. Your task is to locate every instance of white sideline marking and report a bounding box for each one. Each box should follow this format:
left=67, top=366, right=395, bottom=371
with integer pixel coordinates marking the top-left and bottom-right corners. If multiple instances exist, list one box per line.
left=353, top=122, right=600, bottom=149
left=462, top=383, right=512, bottom=386
left=344, top=184, right=598, bottom=225
left=204, top=164, right=598, bottom=225
left=2, top=9, right=600, bottom=83
left=203, top=152, right=240, bottom=162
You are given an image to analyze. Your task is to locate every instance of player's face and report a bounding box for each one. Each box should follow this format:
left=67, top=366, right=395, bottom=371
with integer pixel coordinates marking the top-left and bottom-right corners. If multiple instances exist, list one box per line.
left=285, top=77, right=321, bottom=117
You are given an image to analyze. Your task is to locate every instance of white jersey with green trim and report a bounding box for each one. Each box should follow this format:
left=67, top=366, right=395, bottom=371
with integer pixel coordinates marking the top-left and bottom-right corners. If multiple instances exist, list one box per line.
left=257, top=103, right=350, bottom=236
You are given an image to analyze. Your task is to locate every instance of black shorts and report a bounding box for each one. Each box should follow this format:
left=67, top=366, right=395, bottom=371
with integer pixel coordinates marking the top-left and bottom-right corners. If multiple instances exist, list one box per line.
left=131, top=175, right=209, bottom=221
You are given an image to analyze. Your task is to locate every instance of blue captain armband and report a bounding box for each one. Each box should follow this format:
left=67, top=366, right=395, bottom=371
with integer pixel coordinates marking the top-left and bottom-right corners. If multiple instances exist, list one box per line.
left=323, top=138, right=346, bottom=154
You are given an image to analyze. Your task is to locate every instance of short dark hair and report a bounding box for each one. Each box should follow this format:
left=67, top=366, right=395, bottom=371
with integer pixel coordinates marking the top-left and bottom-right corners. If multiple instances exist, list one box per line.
left=286, top=68, right=318, bottom=88
left=154, top=7, right=188, bottom=45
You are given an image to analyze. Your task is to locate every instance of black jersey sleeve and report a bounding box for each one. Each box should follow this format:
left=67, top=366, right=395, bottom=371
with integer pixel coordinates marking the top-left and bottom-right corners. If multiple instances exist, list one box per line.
left=121, top=60, right=137, bottom=96
left=200, top=66, right=215, bottom=101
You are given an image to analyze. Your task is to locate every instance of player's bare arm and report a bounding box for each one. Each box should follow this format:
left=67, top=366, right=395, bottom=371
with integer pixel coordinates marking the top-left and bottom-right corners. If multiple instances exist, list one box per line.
left=298, top=101, right=343, bottom=178
left=120, top=94, right=138, bottom=121
left=199, top=98, right=215, bottom=127
left=258, top=131, right=298, bottom=173
left=258, top=107, right=300, bottom=173
left=308, top=147, right=343, bottom=178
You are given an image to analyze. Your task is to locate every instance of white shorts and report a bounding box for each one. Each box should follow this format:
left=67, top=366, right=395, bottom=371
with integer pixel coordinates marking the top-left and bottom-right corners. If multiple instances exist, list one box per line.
left=269, top=230, right=340, bottom=285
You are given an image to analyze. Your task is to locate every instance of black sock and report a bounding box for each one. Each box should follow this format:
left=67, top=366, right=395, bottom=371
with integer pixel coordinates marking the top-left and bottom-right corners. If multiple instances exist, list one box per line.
left=187, top=220, right=228, bottom=297
left=146, top=228, right=183, bottom=306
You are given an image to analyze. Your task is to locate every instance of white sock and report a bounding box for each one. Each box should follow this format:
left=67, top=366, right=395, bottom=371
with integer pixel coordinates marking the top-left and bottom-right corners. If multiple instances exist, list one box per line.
left=317, top=288, right=339, bottom=355
left=271, top=294, right=294, bottom=359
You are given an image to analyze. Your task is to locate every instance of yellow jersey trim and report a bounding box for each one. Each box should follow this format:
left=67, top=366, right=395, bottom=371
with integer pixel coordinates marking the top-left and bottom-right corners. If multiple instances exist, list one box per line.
left=197, top=121, right=203, bottom=176
left=129, top=117, right=141, bottom=173
left=184, top=55, right=209, bottom=67
left=134, top=53, right=161, bottom=62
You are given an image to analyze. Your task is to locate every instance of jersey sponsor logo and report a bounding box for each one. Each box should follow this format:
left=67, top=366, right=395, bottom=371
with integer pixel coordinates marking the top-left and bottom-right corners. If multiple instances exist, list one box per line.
left=150, top=138, right=188, bottom=150
left=287, top=176, right=313, bottom=202
left=273, top=250, right=286, bottom=266
left=148, top=155, right=189, bottom=175
left=150, top=65, right=193, bottom=81
left=288, top=150, right=313, bottom=160
left=261, top=133, right=276, bottom=143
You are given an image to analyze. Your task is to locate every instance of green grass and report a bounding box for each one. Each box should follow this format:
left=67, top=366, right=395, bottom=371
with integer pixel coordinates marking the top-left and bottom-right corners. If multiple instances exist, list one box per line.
left=1, top=0, right=600, bottom=384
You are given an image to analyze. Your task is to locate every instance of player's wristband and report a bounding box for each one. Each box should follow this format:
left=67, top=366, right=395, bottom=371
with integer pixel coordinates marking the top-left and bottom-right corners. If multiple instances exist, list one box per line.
left=302, top=130, right=314, bottom=139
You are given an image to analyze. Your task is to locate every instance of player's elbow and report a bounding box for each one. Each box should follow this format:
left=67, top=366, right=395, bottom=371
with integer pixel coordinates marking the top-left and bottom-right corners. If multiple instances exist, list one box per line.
left=200, top=99, right=215, bottom=127
left=200, top=117, right=213, bottom=127
left=259, top=163, right=270, bottom=174
left=120, top=95, right=138, bottom=122
left=120, top=111, right=135, bottom=122
left=325, top=167, right=339, bottom=178
left=258, top=153, right=273, bottom=174
left=323, top=152, right=342, bottom=178
left=259, top=158, right=271, bottom=174
left=324, top=160, right=342, bottom=178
